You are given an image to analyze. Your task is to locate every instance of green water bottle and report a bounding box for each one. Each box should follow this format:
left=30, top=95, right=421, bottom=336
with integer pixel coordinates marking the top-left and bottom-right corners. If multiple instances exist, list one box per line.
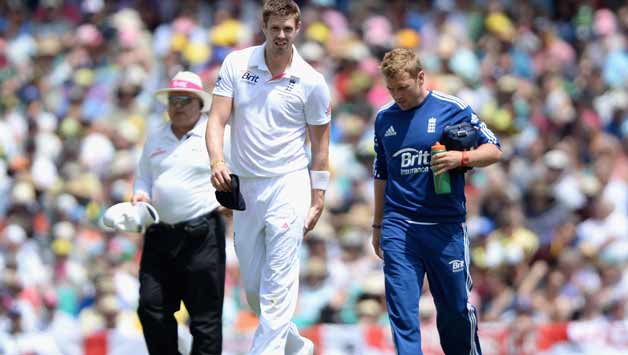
left=431, top=142, right=451, bottom=194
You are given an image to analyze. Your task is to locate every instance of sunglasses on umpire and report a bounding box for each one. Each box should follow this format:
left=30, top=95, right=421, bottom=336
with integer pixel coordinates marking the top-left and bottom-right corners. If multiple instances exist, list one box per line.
left=168, top=95, right=197, bottom=107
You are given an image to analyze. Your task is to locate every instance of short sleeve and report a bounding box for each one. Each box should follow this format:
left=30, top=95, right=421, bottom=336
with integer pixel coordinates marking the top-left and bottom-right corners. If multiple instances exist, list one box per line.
left=451, top=105, right=501, bottom=148
left=213, top=52, right=235, bottom=98
left=373, top=117, right=388, bottom=180
left=305, top=75, right=331, bottom=125
left=468, top=111, right=500, bottom=147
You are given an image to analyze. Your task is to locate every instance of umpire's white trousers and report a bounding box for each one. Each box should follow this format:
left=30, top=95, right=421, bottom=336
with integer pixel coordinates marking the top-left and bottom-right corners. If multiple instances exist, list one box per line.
left=234, top=169, right=311, bottom=355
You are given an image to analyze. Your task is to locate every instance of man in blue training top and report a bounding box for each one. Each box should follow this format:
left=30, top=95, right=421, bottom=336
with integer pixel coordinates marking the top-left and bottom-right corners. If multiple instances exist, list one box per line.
left=372, top=48, right=502, bottom=355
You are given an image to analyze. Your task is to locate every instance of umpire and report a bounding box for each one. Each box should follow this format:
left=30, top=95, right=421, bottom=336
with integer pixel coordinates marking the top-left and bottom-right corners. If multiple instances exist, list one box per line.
left=132, top=71, right=225, bottom=355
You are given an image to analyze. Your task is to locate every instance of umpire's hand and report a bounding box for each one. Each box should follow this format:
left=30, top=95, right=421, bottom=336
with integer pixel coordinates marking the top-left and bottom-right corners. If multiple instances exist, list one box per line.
left=131, top=192, right=150, bottom=204
left=211, top=161, right=232, bottom=192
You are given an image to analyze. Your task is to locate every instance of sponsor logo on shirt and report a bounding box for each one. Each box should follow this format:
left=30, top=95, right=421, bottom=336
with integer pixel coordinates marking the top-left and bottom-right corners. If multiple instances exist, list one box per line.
left=392, top=148, right=431, bottom=175
left=427, top=117, right=436, bottom=133
left=384, top=126, right=397, bottom=137
left=241, top=71, right=260, bottom=84
left=449, top=260, right=464, bottom=273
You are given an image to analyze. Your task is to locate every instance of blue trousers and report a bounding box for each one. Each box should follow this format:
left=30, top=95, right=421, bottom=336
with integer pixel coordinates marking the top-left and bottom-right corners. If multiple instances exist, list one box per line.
left=381, top=219, right=482, bottom=355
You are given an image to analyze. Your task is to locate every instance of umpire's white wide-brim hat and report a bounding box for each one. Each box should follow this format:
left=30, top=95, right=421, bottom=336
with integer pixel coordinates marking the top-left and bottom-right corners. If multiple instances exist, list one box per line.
left=155, top=71, right=212, bottom=112
left=101, top=202, right=160, bottom=233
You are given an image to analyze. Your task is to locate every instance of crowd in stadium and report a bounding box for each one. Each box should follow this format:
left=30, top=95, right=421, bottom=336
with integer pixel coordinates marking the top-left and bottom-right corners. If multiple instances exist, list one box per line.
left=0, top=0, right=626, bottom=354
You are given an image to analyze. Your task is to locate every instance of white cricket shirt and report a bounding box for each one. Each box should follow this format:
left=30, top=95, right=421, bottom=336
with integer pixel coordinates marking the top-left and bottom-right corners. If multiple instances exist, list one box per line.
left=134, top=116, right=219, bottom=224
left=213, top=43, right=331, bottom=177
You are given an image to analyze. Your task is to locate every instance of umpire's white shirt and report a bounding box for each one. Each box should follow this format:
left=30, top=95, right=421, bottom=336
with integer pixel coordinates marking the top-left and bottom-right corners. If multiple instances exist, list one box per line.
left=134, top=115, right=219, bottom=224
left=213, top=43, right=331, bottom=178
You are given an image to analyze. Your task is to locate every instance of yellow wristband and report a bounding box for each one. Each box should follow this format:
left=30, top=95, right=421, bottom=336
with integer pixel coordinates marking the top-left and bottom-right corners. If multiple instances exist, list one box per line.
left=211, top=160, right=226, bottom=169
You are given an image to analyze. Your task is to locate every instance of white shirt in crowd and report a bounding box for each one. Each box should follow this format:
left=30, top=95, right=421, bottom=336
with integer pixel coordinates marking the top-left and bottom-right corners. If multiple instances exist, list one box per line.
left=134, top=116, right=220, bottom=224
left=213, top=43, right=331, bottom=178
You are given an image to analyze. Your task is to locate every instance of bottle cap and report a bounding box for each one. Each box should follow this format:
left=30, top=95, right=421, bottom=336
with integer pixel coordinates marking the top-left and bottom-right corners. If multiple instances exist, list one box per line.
left=431, top=141, right=446, bottom=151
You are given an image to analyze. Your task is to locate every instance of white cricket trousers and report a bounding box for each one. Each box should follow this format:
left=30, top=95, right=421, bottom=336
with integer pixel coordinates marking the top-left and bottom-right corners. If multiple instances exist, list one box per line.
left=233, top=168, right=311, bottom=355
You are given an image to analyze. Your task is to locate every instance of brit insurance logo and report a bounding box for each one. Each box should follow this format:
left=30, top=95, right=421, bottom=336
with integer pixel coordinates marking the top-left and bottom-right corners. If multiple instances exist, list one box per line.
left=392, top=147, right=431, bottom=175
left=449, top=260, right=464, bottom=273
left=241, top=71, right=260, bottom=84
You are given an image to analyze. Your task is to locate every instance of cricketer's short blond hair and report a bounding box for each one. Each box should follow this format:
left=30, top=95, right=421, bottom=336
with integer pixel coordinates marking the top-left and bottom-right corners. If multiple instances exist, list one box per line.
left=262, top=0, right=301, bottom=26
left=380, top=48, right=423, bottom=79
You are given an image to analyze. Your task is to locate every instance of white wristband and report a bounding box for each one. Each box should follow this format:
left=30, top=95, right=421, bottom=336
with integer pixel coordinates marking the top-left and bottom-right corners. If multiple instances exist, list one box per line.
left=310, top=170, right=330, bottom=190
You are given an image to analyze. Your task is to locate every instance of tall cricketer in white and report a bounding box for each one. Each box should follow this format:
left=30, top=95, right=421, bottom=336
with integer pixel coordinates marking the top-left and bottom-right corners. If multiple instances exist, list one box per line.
left=205, top=1, right=330, bottom=354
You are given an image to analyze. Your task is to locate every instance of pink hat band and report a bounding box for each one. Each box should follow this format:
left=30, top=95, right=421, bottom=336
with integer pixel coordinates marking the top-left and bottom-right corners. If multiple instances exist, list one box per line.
left=169, top=79, right=203, bottom=91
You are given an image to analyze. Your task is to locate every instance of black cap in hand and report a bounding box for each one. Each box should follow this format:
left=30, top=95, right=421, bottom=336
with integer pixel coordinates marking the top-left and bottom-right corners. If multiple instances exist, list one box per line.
left=215, top=174, right=246, bottom=211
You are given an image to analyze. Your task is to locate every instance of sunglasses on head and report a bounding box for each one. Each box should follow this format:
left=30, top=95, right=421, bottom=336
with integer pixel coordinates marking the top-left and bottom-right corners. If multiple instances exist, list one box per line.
left=168, top=95, right=196, bottom=106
